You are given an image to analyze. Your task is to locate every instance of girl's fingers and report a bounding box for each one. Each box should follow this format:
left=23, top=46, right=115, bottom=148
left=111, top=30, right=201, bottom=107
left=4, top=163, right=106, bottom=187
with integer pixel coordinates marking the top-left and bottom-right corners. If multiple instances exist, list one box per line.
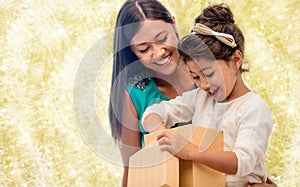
left=156, top=130, right=172, bottom=141
left=157, top=136, right=168, bottom=145
left=157, top=137, right=172, bottom=153
left=159, top=144, right=171, bottom=152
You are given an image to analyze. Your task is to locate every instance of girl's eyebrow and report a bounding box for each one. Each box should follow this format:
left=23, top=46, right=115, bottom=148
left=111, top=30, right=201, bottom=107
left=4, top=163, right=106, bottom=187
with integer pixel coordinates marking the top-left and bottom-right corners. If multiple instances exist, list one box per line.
left=186, top=63, right=195, bottom=74
left=189, top=70, right=197, bottom=75
left=189, top=66, right=211, bottom=75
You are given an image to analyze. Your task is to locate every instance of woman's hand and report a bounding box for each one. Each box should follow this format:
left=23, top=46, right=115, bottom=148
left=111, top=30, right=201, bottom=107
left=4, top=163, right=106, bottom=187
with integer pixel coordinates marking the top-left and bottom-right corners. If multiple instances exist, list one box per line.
left=156, top=130, right=198, bottom=160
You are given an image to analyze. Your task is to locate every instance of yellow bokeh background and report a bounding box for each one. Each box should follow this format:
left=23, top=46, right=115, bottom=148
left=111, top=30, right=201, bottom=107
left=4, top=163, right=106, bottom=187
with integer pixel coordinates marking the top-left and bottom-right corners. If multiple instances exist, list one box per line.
left=1, top=0, right=299, bottom=186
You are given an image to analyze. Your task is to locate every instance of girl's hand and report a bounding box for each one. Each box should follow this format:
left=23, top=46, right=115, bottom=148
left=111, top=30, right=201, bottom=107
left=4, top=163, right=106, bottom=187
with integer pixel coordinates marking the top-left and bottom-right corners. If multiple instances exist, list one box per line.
left=156, top=130, right=198, bottom=160
left=247, top=183, right=276, bottom=187
left=247, top=177, right=277, bottom=187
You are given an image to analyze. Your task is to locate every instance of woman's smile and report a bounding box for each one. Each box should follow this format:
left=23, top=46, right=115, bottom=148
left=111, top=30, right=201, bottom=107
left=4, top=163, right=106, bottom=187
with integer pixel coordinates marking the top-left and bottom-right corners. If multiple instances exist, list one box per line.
left=154, top=53, right=172, bottom=65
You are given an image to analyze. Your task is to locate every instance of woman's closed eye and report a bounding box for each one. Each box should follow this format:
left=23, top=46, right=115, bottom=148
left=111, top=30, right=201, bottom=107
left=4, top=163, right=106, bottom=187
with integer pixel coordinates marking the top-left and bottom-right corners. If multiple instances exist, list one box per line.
left=139, top=47, right=149, bottom=53
left=157, top=34, right=168, bottom=43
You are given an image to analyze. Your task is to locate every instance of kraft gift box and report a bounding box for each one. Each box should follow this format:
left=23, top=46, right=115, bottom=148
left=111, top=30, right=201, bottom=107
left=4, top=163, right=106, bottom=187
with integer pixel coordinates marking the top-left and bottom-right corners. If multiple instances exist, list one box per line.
left=127, top=125, right=225, bottom=187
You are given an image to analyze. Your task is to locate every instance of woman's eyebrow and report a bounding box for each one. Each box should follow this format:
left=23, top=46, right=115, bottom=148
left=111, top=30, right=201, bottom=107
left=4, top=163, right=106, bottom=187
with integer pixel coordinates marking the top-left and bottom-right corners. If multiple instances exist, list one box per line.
left=135, top=42, right=147, bottom=47
left=133, top=31, right=167, bottom=47
left=154, top=30, right=168, bottom=40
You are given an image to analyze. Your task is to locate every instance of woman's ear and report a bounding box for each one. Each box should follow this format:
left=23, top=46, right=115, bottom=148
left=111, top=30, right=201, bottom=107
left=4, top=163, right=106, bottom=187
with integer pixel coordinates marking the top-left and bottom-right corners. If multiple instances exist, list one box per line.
left=171, top=16, right=176, bottom=25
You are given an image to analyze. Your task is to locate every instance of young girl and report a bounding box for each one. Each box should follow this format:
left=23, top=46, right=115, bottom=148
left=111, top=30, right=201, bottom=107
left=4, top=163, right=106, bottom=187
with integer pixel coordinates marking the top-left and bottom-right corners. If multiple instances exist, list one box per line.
left=142, top=4, right=274, bottom=186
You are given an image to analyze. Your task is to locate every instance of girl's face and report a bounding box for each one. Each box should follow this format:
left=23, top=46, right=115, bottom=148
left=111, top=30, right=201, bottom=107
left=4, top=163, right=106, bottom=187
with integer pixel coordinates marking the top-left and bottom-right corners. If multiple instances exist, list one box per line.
left=186, top=58, right=240, bottom=102
left=130, top=20, right=180, bottom=76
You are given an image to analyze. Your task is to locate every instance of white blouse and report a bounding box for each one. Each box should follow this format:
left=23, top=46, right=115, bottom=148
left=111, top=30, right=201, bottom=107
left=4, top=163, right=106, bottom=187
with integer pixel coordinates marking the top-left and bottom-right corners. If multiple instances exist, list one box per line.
left=142, top=88, right=273, bottom=185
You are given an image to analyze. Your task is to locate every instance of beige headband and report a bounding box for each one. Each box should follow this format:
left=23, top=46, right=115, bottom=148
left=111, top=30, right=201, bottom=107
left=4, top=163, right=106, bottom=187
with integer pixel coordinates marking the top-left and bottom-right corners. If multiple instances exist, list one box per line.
left=192, top=23, right=237, bottom=48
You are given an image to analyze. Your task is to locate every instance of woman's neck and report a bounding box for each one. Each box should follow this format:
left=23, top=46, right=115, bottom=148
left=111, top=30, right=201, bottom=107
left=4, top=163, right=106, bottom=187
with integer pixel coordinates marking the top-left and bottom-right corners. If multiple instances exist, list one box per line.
left=154, top=60, right=194, bottom=99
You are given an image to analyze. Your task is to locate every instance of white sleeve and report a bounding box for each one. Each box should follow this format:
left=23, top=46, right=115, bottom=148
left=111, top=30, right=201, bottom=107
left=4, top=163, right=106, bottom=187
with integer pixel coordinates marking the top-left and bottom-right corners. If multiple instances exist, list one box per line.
left=232, top=95, right=273, bottom=178
left=142, top=89, right=198, bottom=129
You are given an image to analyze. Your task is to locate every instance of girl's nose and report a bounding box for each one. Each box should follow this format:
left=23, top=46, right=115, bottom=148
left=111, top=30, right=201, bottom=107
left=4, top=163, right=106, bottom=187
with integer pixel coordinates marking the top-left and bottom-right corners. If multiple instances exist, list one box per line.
left=199, top=77, right=210, bottom=92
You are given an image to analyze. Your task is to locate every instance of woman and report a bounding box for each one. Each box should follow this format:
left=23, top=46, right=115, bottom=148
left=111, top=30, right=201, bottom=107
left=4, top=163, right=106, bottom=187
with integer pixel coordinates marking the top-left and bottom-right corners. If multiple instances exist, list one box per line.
left=109, top=1, right=194, bottom=186
left=108, top=0, right=276, bottom=186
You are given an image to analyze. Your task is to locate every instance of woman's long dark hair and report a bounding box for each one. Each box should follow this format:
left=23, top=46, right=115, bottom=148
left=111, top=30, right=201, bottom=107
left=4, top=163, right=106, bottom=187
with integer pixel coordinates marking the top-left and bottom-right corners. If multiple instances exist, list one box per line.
left=109, top=0, right=174, bottom=141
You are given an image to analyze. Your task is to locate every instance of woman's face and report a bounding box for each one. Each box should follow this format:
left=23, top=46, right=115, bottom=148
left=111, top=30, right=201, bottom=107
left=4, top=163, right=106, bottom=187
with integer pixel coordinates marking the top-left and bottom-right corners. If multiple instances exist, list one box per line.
left=130, top=20, right=180, bottom=76
left=186, top=58, right=238, bottom=102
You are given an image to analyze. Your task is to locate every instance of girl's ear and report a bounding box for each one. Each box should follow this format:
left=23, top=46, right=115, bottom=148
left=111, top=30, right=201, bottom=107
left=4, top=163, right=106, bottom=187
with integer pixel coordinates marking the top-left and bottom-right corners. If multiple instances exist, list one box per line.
left=232, top=50, right=243, bottom=70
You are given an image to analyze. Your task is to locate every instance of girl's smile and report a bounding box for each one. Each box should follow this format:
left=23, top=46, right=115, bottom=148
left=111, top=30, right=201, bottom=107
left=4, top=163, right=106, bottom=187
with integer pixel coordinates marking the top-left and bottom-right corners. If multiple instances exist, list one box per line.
left=209, top=87, right=219, bottom=98
left=185, top=52, right=246, bottom=103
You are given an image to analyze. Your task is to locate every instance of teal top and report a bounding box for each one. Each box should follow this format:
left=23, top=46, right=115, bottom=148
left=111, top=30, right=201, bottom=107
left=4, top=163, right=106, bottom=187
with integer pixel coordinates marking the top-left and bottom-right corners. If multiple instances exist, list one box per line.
left=126, top=75, right=169, bottom=146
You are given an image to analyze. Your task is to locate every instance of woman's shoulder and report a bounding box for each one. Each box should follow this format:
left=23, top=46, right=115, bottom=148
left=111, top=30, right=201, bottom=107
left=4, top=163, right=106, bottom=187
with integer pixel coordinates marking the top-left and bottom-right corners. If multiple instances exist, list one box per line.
left=126, top=73, right=152, bottom=92
left=125, top=73, right=167, bottom=105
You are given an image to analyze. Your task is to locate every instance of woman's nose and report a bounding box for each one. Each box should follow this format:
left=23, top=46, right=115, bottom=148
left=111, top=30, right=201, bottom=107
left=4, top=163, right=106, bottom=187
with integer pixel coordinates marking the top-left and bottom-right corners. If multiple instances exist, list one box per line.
left=152, top=45, right=165, bottom=58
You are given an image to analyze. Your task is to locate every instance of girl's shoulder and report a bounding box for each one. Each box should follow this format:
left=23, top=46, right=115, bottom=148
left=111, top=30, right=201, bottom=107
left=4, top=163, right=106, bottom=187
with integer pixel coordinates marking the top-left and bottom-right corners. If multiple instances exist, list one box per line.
left=237, top=91, right=271, bottom=113
left=244, top=92, right=268, bottom=105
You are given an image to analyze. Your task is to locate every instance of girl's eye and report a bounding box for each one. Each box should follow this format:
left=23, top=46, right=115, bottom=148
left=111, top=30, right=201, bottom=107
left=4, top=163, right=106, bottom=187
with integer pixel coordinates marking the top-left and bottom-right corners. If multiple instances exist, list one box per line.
left=205, top=72, right=214, bottom=78
left=193, top=75, right=200, bottom=80
left=139, top=47, right=149, bottom=53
